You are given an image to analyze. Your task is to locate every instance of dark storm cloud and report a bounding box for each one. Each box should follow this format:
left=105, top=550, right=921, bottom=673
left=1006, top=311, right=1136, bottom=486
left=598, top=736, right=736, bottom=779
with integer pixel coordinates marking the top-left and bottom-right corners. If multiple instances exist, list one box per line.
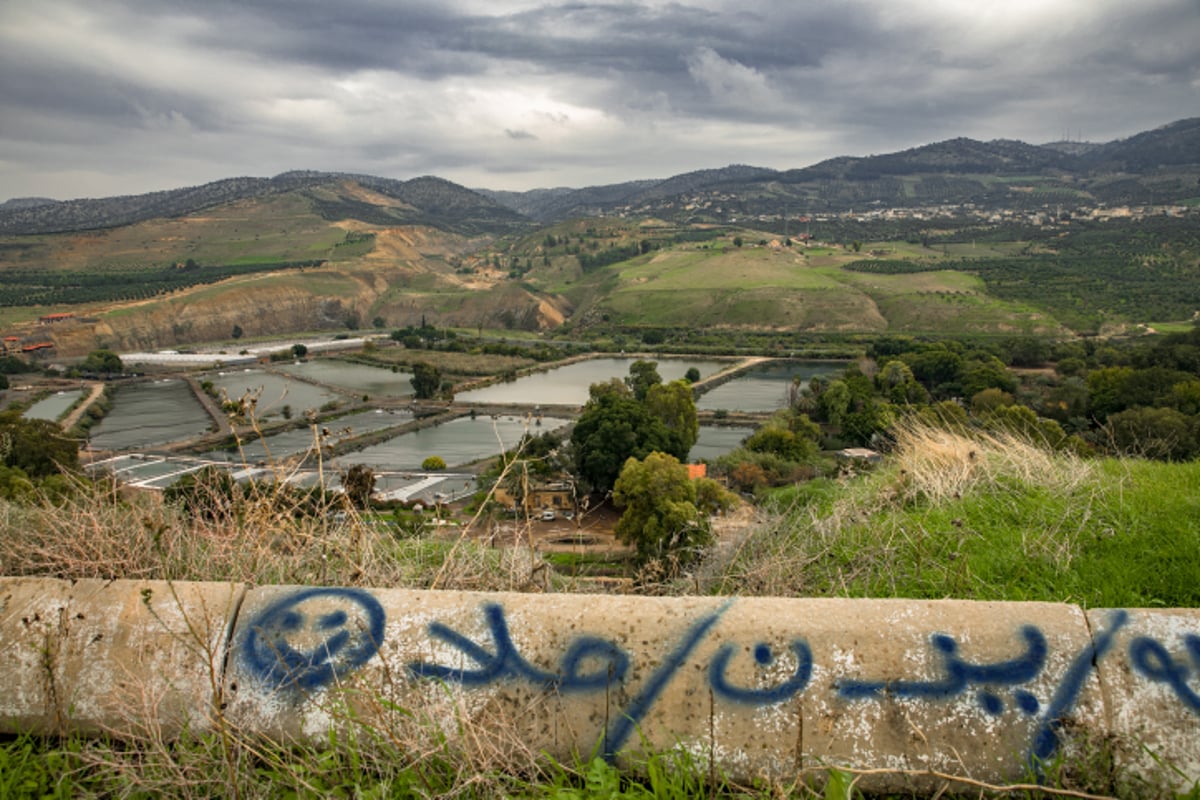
left=0, top=0, right=1197, bottom=200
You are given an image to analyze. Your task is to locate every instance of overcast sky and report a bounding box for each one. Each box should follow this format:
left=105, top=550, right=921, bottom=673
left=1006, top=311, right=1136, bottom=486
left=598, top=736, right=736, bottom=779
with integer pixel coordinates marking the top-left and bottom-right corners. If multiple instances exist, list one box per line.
left=2, top=0, right=1197, bottom=201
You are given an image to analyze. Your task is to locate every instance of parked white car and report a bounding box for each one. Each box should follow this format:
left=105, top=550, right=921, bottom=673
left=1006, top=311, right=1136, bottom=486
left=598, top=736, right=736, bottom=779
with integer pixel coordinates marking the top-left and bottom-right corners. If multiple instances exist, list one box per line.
left=541, top=509, right=557, bottom=521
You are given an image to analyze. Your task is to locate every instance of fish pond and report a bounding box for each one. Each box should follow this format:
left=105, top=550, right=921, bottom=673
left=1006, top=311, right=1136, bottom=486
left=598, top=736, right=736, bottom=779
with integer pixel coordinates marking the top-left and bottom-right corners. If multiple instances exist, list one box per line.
left=274, top=360, right=414, bottom=399
left=333, top=414, right=571, bottom=471
left=89, top=380, right=213, bottom=450
left=23, top=389, right=83, bottom=422
left=697, top=360, right=847, bottom=413
left=456, top=357, right=729, bottom=406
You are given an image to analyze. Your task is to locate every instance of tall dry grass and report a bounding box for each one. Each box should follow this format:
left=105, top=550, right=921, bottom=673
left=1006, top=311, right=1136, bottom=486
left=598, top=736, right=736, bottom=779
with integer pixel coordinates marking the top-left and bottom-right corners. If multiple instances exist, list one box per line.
left=0, top=469, right=543, bottom=593
left=885, top=418, right=1096, bottom=506
left=697, top=418, right=1106, bottom=599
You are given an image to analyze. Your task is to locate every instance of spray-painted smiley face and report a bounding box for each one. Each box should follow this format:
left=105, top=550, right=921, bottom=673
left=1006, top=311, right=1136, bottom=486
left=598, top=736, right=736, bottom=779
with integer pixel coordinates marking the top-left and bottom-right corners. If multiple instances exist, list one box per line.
left=240, top=588, right=387, bottom=692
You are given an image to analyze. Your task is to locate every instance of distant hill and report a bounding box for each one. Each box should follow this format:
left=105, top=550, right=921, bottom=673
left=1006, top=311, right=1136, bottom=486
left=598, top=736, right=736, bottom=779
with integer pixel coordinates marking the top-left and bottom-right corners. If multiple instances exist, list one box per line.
left=1, top=119, right=1197, bottom=354
left=0, top=172, right=531, bottom=237
left=2, top=118, right=1196, bottom=233
left=482, top=118, right=1200, bottom=222
left=0, top=197, right=59, bottom=211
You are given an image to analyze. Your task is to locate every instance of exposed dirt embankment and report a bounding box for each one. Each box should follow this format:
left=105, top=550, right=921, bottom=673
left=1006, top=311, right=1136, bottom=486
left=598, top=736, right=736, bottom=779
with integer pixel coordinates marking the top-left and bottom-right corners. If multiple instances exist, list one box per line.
left=44, top=269, right=571, bottom=356
left=44, top=275, right=380, bottom=356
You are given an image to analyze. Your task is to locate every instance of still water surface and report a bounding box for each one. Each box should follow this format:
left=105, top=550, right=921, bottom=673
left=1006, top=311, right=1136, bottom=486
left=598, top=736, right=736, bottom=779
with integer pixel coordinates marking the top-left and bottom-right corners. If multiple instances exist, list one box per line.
left=24, top=390, right=83, bottom=422
left=275, top=360, right=414, bottom=398
left=334, top=414, right=570, bottom=470
left=206, top=409, right=414, bottom=463
left=89, top=380, right=211, bottom=450
left=205, top=369, right=342, bottom=417
left=457, top=357, right=728, bottom=405
left=697, top=360, right=846, bottom=413
left=691, top=425, right=754, bottom=463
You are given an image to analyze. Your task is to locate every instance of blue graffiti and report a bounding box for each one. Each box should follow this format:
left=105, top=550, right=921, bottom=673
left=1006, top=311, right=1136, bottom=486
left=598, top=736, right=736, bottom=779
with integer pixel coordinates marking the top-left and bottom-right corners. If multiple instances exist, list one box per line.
left=1028, top=609, right=1128, bottom=768
left=408, top=600, right=737, bottom=760
left=240, top=587, right=386, bottom=692
left=1129, top=632, right=1200, bottom=713
left=409, top=603, right=629, bottom=691
left=602, top=601, right=730, bottom=759
left=837, top=625, right=1047, bottom=717
left=709, top=640, right=813, bottom=705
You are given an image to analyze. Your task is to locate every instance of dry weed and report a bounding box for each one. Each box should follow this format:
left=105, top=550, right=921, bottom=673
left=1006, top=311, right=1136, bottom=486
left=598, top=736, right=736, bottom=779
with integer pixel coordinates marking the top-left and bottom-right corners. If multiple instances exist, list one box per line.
left=887, top=418, right=1095, bottom=506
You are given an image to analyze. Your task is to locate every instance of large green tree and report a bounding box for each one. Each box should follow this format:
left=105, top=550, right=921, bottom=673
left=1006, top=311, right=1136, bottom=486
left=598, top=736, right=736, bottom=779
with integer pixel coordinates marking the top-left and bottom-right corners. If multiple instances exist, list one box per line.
left=0, top=413, right=79, bottom=479
left=571, top=369, right=699, bottom=493
left=644, top=379, right=699, bottom=457
left=410, top=362, right=442, bottom=399
left=81, top=349, right=122, bottom=374
left=570, top=385, right=673, bottom=492
left=625, top=359, right=662, bottom=402
left=613, top=452, right=711, bottom=565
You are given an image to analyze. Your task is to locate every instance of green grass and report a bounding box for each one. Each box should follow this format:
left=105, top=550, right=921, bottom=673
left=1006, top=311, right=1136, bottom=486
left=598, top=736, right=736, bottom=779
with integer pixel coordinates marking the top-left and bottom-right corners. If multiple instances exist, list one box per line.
left=705, top=422, right=1200, bottom=607
left=571, top=240, right=1064, bottom=334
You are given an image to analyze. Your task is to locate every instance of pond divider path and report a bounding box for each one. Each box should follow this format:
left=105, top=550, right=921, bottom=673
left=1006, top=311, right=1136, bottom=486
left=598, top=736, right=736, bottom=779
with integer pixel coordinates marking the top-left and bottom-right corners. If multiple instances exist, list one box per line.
left=184, top=376, right=233, bottom=438
left=2, top=577, right=1197, bottom=794
left=57, top=381, right=105, bottom=432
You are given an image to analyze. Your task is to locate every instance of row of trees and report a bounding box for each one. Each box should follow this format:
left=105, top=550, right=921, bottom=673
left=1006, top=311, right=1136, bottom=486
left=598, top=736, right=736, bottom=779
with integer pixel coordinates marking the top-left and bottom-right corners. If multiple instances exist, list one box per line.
left=0, top=260, right=325, bottom=308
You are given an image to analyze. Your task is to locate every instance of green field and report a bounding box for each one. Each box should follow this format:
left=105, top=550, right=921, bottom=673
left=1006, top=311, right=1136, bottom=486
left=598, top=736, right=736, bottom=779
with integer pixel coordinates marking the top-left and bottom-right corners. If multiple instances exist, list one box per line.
left=561, top=241, right=1063, bottom=334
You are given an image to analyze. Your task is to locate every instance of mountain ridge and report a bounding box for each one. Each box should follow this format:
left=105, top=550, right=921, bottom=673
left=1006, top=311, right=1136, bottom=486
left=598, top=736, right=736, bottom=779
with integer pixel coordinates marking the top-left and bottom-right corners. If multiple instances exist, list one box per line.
left=2, top=117, right=1197, bottom=234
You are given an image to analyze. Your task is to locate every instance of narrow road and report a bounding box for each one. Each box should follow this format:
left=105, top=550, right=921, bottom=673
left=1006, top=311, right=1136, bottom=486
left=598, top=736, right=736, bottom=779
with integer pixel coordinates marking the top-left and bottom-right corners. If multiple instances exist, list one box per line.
left=59, top=382, right=105, bottom=432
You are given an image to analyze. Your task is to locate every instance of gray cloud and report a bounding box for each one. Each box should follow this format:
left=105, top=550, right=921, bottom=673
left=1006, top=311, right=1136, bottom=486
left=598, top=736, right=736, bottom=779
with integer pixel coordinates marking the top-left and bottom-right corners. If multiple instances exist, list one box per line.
left=0, top=0, right=1196, bottom=200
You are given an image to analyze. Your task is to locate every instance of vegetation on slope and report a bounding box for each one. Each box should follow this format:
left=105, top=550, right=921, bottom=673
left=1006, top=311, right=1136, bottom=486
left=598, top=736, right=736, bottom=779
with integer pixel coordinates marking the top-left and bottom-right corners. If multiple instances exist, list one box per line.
left=702, top=419, right=1200, bottom=608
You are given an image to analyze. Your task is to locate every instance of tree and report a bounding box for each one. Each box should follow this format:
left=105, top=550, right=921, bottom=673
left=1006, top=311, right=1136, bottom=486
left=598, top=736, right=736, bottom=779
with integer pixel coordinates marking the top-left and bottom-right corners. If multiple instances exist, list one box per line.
left=733, top=236, right=743, bottom=248
left=571, top=388, right=671, bottom=492
left=291, top=343, right=308, bottom=358
left=422, top=455, right=446, bottom=471
left=960, top=356, right=1017, bottom=398
left=625, top=359, right=662, bottom=402
left=1106, top=407, right=1198, bottom=461
left=685, top=367, right=701, bottom=383
left=81, top=349, right=122, bottom=374
left=0, top=413, right=80, bottom=479
left=903, top=348, right=963, bottom=395
left=0, top=356, right=31, bottom=375
left=613, top=452, right=710, bottom=565
left=744, top=423, right=817, bottom=461
left=411, top=362, right=442, bottom=399
left=372, top=316, right=386, bottom=329
left=878, top=360, right=927, bottom=404
left=232, top=324, right=243, bottom=340
left=341, top=464, right=375, bottom=508
left=694, top=477, right=737, bottom=516
left=818, top=379, right=851, bottom=427
left=644, top=379, right=699, bottom=458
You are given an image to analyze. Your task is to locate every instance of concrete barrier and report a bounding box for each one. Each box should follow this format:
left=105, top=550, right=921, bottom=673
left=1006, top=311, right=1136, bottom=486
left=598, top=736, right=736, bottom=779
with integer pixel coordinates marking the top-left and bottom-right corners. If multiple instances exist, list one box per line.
left=0, top=578, right=244, bottom=737
left=2, top=577, right=1198, bottom=793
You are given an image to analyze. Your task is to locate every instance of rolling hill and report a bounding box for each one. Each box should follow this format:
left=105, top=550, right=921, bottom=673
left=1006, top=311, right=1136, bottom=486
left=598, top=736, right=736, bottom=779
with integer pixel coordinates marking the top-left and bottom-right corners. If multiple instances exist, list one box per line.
left=0, top=119, right=1197, bottom=355
left=478, top=117, right=1200, bottom=222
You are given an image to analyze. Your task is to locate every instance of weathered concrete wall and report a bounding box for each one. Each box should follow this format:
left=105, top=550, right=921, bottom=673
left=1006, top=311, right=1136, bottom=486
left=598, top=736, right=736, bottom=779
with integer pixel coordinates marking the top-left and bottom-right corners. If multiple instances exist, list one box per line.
left=0, top=578, right=244, bottom=737
left=2, top=577, right=1198, bottom=793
